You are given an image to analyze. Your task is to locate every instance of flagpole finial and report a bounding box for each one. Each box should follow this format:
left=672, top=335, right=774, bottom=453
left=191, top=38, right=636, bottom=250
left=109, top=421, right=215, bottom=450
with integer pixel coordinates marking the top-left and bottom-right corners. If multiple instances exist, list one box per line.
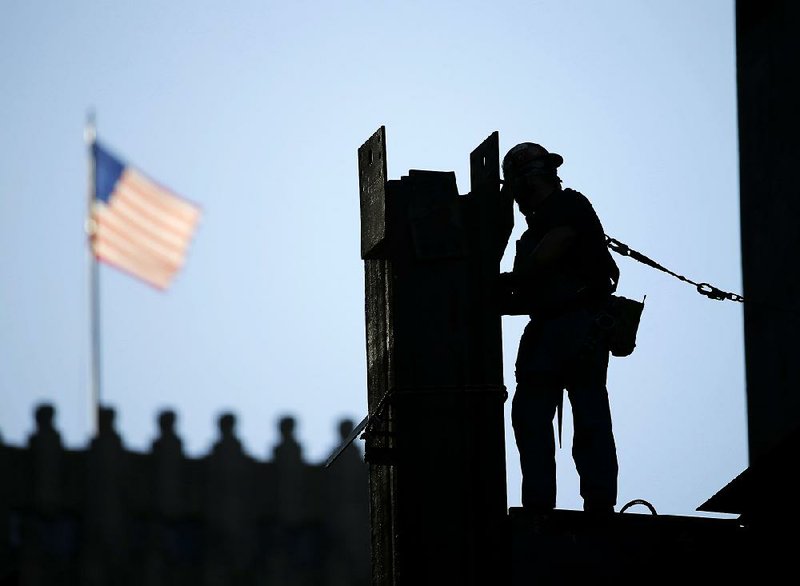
left=84, top=109, right=96, bottom=145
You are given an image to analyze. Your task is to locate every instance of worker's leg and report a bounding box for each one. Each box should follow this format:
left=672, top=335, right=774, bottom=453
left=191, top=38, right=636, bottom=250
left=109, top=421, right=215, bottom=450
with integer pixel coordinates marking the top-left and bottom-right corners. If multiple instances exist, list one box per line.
left=567, top=345, right=618, bottom=512
left=512, top=375, right=563, bottom=511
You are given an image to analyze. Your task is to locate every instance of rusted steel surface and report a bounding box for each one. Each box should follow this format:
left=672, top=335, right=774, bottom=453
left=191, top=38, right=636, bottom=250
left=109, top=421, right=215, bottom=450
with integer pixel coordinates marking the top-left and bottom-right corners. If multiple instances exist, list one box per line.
left=358, top=126, right=388, bottom=260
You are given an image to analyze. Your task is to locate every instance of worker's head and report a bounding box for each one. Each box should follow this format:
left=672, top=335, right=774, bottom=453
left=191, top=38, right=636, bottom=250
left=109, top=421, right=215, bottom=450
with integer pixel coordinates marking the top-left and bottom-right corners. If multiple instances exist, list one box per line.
left=502, top=142, right=563, bottom=215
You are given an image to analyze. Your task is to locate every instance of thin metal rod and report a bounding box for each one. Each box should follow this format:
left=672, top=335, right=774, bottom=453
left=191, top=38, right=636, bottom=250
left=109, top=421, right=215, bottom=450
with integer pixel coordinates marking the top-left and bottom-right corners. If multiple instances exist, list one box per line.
left=85, top=110, right=101, bottom=435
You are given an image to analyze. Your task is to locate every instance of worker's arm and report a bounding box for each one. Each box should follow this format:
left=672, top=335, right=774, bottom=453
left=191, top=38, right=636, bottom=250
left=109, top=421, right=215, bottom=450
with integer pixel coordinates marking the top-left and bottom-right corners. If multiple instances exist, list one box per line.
left=494, top=182, right=516, bottom=263
left=513, top=225, right=577, bottom=280
left=495, top=225, right=577, bottom=316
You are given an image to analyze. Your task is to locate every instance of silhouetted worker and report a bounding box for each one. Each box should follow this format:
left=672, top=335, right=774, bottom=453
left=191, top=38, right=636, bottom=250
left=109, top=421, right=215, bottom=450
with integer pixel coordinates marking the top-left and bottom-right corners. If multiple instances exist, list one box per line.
left=498, top=142, right=620, bottom=515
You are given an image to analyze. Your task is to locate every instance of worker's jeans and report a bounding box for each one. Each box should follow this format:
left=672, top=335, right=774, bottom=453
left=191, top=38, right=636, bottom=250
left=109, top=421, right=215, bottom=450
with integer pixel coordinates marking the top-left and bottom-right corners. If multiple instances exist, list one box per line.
left=512, top=309, right=618, bottom=512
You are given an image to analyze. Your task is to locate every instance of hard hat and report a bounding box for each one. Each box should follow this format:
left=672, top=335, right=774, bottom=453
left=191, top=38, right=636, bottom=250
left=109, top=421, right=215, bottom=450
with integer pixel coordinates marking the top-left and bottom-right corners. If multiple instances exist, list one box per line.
left=502, top=142, right=563, bottom=181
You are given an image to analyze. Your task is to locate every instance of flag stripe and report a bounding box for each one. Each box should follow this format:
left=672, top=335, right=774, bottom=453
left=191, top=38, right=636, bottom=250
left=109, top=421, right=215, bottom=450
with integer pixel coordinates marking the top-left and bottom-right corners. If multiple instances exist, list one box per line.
left=93, top=234, right=174, bottom=284
left=99, top=192, right=191, bottom=251
left=115, top=182, right=199, bottom=237
left=91, top=143, right=201, bottom=289
left=93, top=207, right=184, bottom=268
left=94, top=239, right=173, bottom=290
left=94, top=210, right=183, bottom=271
left=94, top=201, right=186, bottom=250
left=125, top=169, right=202, bottom=220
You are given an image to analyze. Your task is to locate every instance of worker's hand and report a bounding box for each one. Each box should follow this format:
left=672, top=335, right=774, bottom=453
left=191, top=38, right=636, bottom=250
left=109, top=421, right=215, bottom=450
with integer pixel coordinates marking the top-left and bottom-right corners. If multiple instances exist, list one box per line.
left=495, top=272, right=525, bottom=316
left=498, top=271, right=519, bottom=289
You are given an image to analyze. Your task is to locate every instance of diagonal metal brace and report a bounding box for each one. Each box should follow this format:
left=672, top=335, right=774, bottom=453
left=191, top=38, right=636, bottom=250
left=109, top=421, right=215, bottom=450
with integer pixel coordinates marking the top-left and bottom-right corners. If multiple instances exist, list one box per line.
left=324, top=384, right=507, bottom=468
left=324, top=388, right=394, bottom=468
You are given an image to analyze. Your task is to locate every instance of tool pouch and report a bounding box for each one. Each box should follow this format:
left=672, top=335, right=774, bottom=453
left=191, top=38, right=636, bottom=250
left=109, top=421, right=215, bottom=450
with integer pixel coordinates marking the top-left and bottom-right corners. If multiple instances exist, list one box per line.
left=596, top=295, right=646, bottom=357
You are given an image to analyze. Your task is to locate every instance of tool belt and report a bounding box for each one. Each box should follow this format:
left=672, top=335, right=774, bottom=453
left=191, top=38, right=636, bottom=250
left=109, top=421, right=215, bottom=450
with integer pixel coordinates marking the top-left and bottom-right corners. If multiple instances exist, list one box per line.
left=594, top=295, right=646, bottom=357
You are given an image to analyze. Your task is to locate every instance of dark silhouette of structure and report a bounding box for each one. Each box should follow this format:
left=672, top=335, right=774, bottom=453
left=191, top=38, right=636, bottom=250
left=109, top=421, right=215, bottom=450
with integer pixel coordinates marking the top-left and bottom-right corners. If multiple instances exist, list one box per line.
left=358, top=128, right=510, bottom=585
left=0, top=405, right=369, bottom=585
left=696, top=0, right=800, bottom=579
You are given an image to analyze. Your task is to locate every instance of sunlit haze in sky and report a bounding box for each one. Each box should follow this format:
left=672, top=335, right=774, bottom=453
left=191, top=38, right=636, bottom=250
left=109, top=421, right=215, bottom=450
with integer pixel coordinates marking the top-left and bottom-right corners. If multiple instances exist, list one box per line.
left=0, top=0, right=745, bottom=517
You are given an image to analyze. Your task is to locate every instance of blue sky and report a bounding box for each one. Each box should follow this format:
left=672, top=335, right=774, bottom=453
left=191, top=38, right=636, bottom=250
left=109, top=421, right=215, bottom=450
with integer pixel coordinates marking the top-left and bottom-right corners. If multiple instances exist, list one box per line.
left=0, top=0, right=745, bottom=516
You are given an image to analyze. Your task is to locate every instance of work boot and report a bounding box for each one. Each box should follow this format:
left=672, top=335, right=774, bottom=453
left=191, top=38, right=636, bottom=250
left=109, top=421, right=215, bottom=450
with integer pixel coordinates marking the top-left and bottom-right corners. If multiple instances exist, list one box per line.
left=583, top=503, right=614, bottom=530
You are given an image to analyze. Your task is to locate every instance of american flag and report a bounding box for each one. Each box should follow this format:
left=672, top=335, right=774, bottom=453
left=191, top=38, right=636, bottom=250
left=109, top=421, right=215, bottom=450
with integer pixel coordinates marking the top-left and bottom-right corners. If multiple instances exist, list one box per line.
left=90, top=142, right=202, bottom=290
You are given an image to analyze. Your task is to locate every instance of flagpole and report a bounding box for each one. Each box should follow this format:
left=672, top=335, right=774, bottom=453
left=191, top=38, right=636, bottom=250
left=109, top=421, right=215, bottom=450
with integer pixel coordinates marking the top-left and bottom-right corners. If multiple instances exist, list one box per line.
left=85, top=110, right=101, bottom=436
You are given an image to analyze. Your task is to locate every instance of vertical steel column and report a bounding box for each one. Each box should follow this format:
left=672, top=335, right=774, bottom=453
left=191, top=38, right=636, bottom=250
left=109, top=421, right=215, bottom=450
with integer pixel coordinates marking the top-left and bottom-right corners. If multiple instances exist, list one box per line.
left=357, top=128, right=511, bottom=585
left=358, top=127, right=398, bottom=586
